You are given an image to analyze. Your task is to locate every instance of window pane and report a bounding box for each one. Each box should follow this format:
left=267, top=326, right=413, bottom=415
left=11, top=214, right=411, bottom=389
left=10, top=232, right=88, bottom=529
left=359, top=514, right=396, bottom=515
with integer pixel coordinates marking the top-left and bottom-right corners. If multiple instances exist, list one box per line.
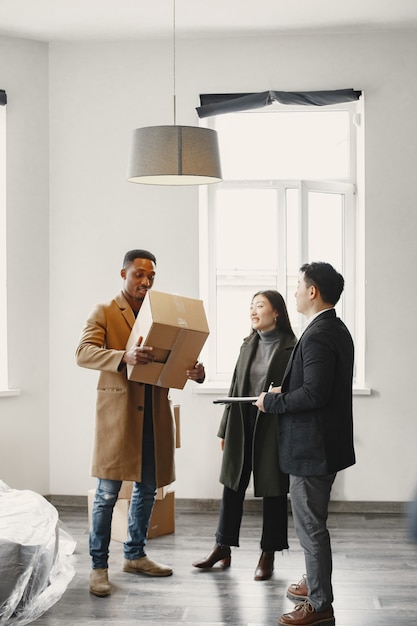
left=285, top=188, right=300, bottom=331
left=215, top=189, right=277, bottom=270
left=216, top=110, right=350, bottom=180
left=216, top=281, right=275, bottom=374
left=308, top=191, right=345, bottom=319
left=308, top=192, right=343, bottom=270
left=215, top=188, right=279, bottom=373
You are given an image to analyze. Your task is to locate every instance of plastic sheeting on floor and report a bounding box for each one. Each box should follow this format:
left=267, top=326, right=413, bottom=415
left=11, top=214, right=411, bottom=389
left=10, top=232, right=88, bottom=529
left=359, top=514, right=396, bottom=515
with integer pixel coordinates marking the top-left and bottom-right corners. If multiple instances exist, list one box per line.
left=0, top=480, right=75, bottom=625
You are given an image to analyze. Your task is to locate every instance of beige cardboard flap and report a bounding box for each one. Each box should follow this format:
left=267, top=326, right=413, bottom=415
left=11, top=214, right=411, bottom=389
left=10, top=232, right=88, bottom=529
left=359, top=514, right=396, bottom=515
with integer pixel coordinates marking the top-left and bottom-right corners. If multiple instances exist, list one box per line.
left=126, top=291, right=209, bottom=389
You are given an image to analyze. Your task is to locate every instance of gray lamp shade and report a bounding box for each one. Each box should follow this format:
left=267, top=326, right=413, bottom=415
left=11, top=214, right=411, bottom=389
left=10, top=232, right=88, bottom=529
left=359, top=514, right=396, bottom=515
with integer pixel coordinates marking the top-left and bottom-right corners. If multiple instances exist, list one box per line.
left=127, top=125, right=222, bottom=185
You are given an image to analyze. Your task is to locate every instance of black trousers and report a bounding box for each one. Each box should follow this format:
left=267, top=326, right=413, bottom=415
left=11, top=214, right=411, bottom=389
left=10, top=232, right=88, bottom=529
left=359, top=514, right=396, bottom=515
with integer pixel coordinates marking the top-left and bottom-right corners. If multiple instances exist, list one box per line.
left=215, top=405, right=289, bottom=551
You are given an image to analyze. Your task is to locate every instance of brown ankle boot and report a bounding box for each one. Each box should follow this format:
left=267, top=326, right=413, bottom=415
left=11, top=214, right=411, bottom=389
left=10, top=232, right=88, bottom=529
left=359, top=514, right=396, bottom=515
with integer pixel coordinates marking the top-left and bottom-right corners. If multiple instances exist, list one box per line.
left=192, top=544, right=231, bottom=569
left=254, top=551, right=274, bottom=580
left=89, top=568, right=111, bottom=596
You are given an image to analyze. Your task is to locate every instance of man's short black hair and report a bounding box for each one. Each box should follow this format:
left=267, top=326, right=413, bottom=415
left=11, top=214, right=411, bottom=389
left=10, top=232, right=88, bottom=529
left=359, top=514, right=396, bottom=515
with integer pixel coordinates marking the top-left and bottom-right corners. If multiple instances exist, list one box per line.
left=123, top=249, right=156, bottom=268
left=300, top=262, right=344, bottom=306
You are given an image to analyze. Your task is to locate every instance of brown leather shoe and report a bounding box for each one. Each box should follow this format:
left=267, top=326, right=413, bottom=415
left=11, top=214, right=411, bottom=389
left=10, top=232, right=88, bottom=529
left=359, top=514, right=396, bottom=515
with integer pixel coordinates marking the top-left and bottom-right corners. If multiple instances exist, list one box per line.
left=287, top=574, right=308, bottom=601
left=123, top=556, right=173, bottom=577
left=254, top=551, right=274, bottom=580
left=279, top=601, right=335, bottom=625
left=192, top=544, right=231, bottom=568
left=89, top=568, right=111, bottom=597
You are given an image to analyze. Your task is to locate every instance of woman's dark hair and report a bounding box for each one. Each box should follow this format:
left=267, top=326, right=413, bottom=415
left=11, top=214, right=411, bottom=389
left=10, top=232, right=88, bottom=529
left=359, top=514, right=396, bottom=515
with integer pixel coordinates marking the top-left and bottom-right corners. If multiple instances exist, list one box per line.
left=123, top=249, right=156, bottom=268
left=249, top=290, right=296, bottom=338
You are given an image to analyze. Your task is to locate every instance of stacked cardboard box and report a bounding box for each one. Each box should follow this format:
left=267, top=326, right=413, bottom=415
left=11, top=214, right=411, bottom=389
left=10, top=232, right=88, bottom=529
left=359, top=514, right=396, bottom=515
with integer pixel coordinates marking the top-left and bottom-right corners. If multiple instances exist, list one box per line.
left=87, top=486, right=175, bottom=541
left=173, top=404, right=180, bottom=448
left=110, top=484, right=175, bottom=541
left=87, top=405, right=180, bottom=541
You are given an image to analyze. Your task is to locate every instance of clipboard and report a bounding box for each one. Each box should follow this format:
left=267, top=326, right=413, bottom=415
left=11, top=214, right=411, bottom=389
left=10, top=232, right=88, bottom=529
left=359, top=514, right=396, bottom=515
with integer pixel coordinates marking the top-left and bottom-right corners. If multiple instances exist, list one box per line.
left=213, top=396, right=258, bottom=405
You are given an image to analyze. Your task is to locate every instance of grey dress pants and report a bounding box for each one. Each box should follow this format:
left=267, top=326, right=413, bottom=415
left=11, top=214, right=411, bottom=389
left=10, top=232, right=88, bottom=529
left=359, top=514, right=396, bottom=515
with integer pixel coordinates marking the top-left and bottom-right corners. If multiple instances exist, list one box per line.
left=289, top=473, right=336, bottom=611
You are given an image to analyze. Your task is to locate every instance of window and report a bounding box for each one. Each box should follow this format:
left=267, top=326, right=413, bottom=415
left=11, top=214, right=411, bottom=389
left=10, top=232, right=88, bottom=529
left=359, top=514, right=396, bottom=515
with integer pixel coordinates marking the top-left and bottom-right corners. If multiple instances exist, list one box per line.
left=199, top=100, right=365, bottom=388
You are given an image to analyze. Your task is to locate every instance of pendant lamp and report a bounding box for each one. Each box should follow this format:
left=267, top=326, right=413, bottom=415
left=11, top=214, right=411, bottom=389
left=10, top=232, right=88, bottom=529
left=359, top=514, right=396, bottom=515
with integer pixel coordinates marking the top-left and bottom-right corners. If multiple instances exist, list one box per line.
left=127, top=1, right=222, bottom=186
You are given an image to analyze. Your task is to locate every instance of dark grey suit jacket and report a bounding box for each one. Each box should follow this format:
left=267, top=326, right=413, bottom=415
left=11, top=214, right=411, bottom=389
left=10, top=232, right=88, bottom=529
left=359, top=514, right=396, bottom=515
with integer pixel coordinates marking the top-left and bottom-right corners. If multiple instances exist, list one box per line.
left=263, top=309, right=356, bottom=476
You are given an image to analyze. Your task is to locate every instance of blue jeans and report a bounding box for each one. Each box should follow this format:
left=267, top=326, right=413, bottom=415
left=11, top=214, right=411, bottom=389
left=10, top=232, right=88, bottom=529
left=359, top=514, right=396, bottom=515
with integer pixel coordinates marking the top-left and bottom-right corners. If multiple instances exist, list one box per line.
left=89, top=432, right=157, bottom=569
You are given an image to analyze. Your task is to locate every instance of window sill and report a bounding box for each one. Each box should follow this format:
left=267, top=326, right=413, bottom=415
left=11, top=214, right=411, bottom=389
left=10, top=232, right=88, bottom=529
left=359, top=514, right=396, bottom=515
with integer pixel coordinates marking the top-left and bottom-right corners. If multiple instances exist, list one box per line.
left=192, top=383, right=372, bottom=396
left=0, top=388, right=21, bottom=397
left=352, top=386, right=372, bottom=396
left=192, top=382, right=230, bottom=395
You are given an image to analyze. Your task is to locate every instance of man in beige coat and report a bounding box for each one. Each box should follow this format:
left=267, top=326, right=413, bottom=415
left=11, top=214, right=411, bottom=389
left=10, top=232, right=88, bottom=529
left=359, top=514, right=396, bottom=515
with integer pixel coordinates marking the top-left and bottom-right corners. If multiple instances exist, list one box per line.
left=76, top=249, right=205, bottom=597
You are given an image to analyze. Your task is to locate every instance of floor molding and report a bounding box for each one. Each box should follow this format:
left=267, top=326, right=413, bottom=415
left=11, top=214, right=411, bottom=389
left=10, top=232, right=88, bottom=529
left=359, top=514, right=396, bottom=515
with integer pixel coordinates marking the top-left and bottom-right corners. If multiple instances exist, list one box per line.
left=46, top=495, right=407, bottom=515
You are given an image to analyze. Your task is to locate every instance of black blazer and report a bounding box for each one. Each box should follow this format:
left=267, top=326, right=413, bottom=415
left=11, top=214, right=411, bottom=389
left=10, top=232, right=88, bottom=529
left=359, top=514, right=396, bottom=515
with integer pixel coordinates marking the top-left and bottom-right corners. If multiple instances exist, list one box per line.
left=263, top=309, right=356, bottom=476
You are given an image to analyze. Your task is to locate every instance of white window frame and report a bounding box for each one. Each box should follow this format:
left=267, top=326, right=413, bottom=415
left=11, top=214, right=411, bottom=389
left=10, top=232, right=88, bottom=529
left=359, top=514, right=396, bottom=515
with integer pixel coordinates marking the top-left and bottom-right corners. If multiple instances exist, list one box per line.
left=0, top=104, right=18, bottom=396
left=198, top=99, right=368, bottom=393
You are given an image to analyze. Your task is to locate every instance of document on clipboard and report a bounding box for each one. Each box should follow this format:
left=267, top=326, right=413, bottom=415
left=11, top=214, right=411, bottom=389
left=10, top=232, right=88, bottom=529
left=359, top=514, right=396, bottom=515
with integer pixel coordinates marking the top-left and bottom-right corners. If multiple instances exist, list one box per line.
left=213, top=397, right=258, bottom=405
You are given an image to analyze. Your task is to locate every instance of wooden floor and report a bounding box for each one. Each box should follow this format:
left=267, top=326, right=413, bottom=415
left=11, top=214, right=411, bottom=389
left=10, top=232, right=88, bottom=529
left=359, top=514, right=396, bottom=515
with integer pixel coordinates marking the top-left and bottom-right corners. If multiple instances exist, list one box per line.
left=31, top=503, right=417, bottom=626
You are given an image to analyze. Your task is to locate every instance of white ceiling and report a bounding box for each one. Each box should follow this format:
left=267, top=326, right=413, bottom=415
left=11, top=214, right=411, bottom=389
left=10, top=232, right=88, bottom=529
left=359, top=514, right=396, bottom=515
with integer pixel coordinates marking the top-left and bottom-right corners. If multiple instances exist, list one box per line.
left=0, top=0, right=417, bottom=42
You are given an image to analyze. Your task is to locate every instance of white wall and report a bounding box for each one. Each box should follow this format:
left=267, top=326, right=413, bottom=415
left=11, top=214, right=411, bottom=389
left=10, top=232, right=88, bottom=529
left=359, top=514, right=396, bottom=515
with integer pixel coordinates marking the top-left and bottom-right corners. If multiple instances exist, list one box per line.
left=2, top=30, right=417, bottom=502
left=0, top=36, right=49, bottom=494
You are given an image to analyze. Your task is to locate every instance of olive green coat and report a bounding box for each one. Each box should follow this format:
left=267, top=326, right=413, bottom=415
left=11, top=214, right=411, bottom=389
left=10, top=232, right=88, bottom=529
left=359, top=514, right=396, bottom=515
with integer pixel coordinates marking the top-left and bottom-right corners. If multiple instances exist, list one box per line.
left=217, top=332, right=296, bottom=497
left=76, top=292, right=175, bottom=487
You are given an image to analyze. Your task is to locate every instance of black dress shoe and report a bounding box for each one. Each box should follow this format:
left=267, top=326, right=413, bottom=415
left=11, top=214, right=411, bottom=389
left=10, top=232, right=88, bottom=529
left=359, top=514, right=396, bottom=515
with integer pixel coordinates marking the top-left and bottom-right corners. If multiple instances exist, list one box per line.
left=192, top=544, right=231, bottom=569
left=254, top=551, right=274, bottom=580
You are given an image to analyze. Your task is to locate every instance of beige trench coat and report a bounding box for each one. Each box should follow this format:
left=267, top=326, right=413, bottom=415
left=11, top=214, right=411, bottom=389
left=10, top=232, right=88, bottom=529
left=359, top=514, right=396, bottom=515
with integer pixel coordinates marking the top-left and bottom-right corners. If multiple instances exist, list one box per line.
left=76, top=291, right=175, bottom=487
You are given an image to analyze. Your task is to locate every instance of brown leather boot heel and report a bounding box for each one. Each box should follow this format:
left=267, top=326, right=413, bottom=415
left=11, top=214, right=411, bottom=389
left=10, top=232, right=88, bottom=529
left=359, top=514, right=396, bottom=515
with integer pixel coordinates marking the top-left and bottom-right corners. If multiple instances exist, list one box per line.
left=192, top=544, right=231, bottom=569
left=254, top=551, right=274, bottom=581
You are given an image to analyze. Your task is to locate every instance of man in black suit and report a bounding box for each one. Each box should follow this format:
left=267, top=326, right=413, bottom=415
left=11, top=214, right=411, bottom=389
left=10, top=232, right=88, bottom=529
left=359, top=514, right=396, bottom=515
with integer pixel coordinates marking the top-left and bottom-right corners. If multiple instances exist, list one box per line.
left=255, top=262, right=355, bottom=626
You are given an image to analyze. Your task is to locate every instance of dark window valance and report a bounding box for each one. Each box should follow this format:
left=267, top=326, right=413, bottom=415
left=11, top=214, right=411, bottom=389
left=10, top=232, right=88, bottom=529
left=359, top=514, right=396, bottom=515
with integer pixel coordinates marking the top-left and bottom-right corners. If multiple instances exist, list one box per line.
left=196, top=89, right=361, bottom=118
left=0, top=90, right=7, bottom=106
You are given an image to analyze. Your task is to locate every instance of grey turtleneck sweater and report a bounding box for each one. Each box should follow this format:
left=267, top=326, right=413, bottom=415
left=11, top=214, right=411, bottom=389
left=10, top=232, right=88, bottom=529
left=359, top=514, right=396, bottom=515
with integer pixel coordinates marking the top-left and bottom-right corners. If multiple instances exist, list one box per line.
left=247, top=327, right=283, bottom=396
